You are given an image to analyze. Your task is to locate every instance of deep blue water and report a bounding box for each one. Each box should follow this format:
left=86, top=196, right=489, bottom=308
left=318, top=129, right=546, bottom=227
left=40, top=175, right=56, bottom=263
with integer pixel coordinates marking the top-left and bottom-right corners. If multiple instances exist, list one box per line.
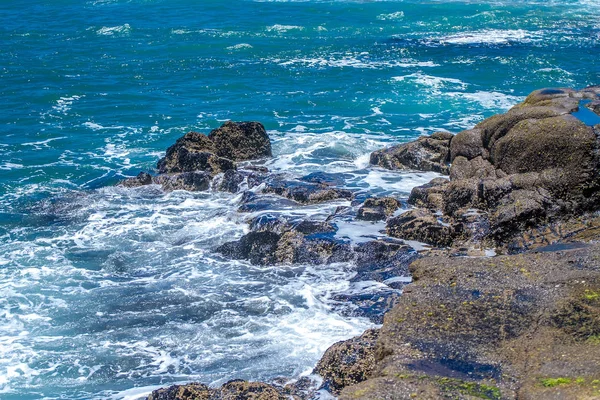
left=1, top=0, right=599, bottom=399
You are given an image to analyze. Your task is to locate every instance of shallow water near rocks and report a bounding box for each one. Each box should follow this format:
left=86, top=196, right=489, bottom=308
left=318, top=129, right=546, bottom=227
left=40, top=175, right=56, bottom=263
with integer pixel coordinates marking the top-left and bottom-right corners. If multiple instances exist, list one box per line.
left=1, top=0, right=599, bottom=399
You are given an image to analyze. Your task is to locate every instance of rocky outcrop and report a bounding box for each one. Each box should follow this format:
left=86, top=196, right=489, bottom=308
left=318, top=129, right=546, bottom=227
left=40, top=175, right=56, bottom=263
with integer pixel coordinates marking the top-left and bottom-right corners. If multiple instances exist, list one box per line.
left=157, top=122, right=271, bottom=175
left=339, top=243, right=600, bottom=400
left=208, top=121, right=272, bottom=161
left=388, top=87, right=600, bottom=250
left=314, top=329, right=380, bottom=394
left=370, top=131, right=452, bottom=174
left=148, top=380, right=287, bottom=400
left=120, top=121, right=271, bottom=192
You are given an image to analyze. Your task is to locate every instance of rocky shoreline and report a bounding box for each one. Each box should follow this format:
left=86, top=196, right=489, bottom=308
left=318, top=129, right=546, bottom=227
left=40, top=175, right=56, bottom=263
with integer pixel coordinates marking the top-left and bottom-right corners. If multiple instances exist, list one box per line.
left=120, top=87, right=600, bottom=399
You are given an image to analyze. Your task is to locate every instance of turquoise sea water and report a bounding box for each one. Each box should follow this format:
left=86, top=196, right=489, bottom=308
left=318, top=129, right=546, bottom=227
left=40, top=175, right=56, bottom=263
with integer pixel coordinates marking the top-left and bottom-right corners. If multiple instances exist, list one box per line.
left=1, top=1, right=599, bottom=399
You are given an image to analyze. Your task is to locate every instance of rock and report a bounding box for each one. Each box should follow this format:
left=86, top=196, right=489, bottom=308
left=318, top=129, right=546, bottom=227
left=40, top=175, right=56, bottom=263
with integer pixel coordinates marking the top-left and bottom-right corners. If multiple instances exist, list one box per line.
left=352, top=240, right=418, bottom=288
left=155, top=121, right=271, bottom=175
left=370, top=132, right=452, bottom=174
left=217, top=217, right=353, bottom=266
left=314, top=329, right=380, bottom=394
left=154, top=172, right=211, bottom=192
left=386, top=209, right=460, bottom=247
left=118, top=171, right=154, bottom=188
left=261, top=176, right=353, bottom=204
left=208, top=121, right=272, bottom=161
left=215, top=169, right=247, bottom=193
left=217, top=230, right=281, bottom=265
left=216, top=380, right=287, bottom=400
left=157, top=147, right=235, bottom=175
left=148, top=382, right=211, bottom=400
left=356, top=197, right=400, bottom=221
left=407, top=177, right=449, bottom=210
left=147, top=380, right=287, bottom=400
left=398, top=87, right=600, bottom=249
left=341, top=244, right=600, bottom=400
left=118, top=171, right=211, bottom=192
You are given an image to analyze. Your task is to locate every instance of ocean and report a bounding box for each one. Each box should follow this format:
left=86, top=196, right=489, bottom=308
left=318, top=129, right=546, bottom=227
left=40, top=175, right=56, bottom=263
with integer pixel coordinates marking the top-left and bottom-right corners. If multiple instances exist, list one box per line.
left=0, top=0, right=598, bottom=399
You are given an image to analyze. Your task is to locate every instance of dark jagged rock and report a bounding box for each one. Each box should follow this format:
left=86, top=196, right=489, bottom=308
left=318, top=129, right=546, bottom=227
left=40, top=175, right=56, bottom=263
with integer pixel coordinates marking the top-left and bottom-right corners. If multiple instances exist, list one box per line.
left=157, top=147, right=235, bottom=175
left=118, top=171, right=211, bottom=192
left=407, top=177, right=449, bottom=210
left=208, top=121, right=272, bottom=161
left=390, top=87, right=600, bottom=250
left=217, top=217, right=352, bottom=266
left=340, top=244, right=600, bottom=400
left=356, top=197, right=400, bottom=221
left=261, top=176, right=354, bottom=204
left=148, top=383, right=211, bottom=400
left=370, top=131, right=453, bottom=174
left=154, top=172, right=212, bottom=192
left=333, top=291, right=401, bottom=324
left=352, top=240, right=418, bottom=288
left=119, top=171, right=154, bottom=188
left=386, top=209, right=460, bottom=248
left=154, top=121, right=271, bottom=176
left=215, top=169, right=247, bottom=193
left=314, top=329, right=380, bottom=394
left=147, top=380, right=287, bottom=400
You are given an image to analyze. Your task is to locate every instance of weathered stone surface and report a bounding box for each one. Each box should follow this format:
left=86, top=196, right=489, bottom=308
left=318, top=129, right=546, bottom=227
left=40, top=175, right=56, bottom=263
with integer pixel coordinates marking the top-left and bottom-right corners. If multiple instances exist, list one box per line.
left=148, top=380, right=287, bottom=400
left=386, top=209, right=460, bottom=247
left=208, top=121, right=272, bottom=161
left=407, top=177, right=449, bottom=210
left=356, top=197, right=401, bottom=221
left=148, top=382, right=211, bottom=400
left=314, top=329, right=380, bottom=394
left=119, top=171, right=154, bottom=188
left=340, top=245, right=600, bottom=400
left=391, top=87, right=600, bottom=249
left=370, top=132, right=453, bottom=174
left=217, top=217, right=351, bottom=266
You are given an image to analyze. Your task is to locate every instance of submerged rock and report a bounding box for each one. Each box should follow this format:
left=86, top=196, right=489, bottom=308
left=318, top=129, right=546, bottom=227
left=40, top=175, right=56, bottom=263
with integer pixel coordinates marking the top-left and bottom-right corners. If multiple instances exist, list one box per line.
left=370, top=131, right=453, bottom=174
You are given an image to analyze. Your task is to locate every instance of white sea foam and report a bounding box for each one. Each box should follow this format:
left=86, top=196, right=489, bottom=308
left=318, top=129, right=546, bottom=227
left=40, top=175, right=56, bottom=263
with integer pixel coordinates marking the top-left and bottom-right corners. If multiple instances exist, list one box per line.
left=278, top=56, right=438, bottom=69
left=377, top=11, right=404, bottom=20
left=446, top=91, right=524, bottom=111
left=96, top=24, right=131, bottom=36
left=266, top=24, right=304, bottom=33
left=392, top=73, right=468, bottom=92
left=226, top=43, right=253, bottom=50
left=437, top=29, right=541, bottom=45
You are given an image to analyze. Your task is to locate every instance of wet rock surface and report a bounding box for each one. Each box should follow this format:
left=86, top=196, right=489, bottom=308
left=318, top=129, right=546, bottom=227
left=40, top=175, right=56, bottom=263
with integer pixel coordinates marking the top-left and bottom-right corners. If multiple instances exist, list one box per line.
left=147, top=380, right=287, bottom=400
left=356, top=197, right=400, bottom=221
left=314, top=329, right=380, bottom=394
left=370, top=131, right=453, bottom=174
left=119, top=171, right=211, bottom=192
left=340, top=244, right=600, bottom=400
